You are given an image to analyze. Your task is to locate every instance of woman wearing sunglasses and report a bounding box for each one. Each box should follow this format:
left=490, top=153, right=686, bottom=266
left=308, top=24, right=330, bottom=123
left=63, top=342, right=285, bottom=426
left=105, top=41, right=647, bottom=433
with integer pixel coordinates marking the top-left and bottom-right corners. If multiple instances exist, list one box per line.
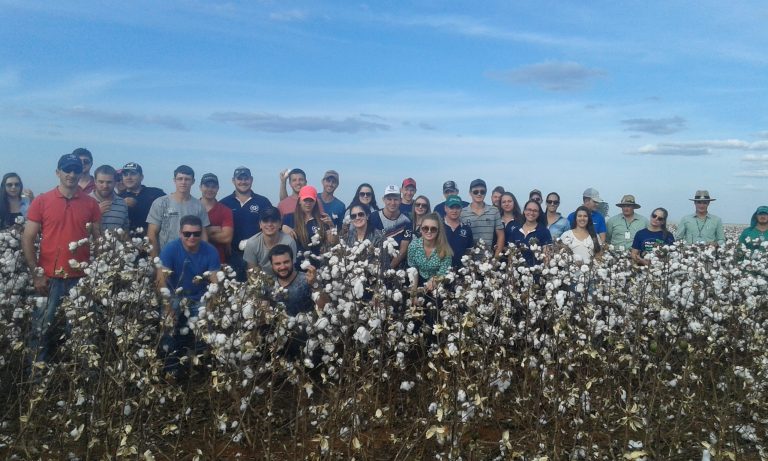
left=631, top=207, right=674, bottom=266
left=0, top=173, right=34, bottom=228
left=407, top=213, right=453, bottom=291
left=544, top=192, right=569, bottom=239
left=410, top=195, right=431, bottom=238
left=344, top=203, right=383, bottom=247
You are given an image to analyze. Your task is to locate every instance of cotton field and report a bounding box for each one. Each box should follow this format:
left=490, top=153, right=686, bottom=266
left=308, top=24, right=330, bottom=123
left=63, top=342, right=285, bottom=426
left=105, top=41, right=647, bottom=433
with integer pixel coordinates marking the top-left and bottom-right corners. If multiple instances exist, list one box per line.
left=1, top=223, right=767, bottom=460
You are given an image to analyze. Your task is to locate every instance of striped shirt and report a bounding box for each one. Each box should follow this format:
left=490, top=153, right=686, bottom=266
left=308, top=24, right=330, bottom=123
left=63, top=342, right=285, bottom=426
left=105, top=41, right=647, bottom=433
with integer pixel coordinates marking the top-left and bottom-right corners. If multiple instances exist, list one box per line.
left=92, top=192, right=130, bottom=232
left=461, top=204, right=502, bottom=247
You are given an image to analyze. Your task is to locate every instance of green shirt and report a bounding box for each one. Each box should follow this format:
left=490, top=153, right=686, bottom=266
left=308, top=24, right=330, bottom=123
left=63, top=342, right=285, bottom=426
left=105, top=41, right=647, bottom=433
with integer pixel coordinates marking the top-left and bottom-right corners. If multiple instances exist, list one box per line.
left=675, top=213, right=725, bottom=245
left=606, top=213, right=648, bottom=250
left=739, top=226, right=768, bottom=251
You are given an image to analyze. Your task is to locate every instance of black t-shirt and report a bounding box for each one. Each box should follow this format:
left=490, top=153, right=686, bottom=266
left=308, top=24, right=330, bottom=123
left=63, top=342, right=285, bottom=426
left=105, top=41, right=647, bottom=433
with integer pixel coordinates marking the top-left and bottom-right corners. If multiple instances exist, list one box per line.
left=119, top=186, right=166, bottom=236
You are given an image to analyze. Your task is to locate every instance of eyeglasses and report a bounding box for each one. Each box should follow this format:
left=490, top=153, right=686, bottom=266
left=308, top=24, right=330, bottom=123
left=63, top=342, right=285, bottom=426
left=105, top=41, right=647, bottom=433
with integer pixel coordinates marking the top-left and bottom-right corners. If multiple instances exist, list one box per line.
left=546, top=200, right=560, bottom=205
left=652, top=214, right=666, bottom=221
left=414, top=202, right=428, bottom=208
left=421, top=226, right=438, bottom=234
left=61, top=166, right=83, bottom=174
left=5, top=182, right=20, bottom=188
left=359, top=191, right=372, bottom=198
left=182, top=231, right=202, bottom=238
left=351, top=211, right=366, bottom=219
left=471, top=189, right=486, bottom=196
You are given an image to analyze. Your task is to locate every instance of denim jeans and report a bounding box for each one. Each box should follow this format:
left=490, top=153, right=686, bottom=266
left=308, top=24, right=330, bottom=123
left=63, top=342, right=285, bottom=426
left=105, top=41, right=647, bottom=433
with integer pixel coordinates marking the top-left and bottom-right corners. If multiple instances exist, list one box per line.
left=28, top=277, right=79, bottom=363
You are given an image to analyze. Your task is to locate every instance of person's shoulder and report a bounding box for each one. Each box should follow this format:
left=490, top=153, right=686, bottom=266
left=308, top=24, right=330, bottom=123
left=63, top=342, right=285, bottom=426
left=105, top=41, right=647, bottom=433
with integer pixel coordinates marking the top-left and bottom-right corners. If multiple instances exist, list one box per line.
left=143, top=186, right=166, bottom=197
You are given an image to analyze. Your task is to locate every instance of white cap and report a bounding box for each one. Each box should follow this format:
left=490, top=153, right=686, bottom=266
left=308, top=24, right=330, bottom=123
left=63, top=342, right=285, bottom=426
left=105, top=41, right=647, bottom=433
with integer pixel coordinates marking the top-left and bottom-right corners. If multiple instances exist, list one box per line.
left=383, top=185, right=400, bottom=196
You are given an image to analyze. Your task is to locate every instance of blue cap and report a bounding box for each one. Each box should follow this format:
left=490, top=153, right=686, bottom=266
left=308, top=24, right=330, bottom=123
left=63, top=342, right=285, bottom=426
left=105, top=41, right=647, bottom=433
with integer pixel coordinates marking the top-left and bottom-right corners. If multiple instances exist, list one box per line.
left=58, top=154, right=83, bottom=172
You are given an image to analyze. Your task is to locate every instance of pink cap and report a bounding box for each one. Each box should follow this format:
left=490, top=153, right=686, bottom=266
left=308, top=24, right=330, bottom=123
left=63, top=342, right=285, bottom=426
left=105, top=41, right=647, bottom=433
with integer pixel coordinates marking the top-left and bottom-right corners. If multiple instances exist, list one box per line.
left=298, top=185, right=318, bottom=201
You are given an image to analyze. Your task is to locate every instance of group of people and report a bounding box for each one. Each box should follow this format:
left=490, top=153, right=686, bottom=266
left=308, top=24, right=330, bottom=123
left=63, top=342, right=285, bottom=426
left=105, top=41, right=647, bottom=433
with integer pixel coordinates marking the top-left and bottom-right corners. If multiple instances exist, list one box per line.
left=4, top=149, right=768, bottom=373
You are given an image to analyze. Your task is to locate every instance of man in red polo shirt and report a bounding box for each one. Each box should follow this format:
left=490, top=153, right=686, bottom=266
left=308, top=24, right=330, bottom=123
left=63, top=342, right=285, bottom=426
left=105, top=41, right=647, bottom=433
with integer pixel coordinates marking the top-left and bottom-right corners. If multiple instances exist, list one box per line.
left=23, top=153, right=101, bottom=363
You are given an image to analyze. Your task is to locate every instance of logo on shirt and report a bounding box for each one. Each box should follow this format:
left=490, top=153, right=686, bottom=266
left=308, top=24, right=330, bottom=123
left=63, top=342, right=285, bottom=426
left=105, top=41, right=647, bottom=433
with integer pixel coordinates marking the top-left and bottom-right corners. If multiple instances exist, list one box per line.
left=459, top=229, right=467, bottom=237
left=249, top=205, right=260, bottom=213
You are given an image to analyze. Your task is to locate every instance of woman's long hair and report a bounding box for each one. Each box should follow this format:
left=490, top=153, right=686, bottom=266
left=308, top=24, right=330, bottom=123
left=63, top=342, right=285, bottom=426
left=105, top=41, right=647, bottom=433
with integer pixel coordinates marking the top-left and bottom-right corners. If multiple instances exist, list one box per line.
left=0, top=173, right=22, bottom=228
left=652, top=207, right=671, bottom=241
left=347, top=183, right=379, bottom=213
left=500, top=191, right=523, bottom=225
left=571, top=205, right=601, bottom=254
left=349, top=203, right=376, bottom=240
left=522, top=199, right=547, bottom=228
left=294, top=196, right=327, bottom=248
left=410, top=195, right=431, bottom=229
left=420, top=213, right=453, bottom=260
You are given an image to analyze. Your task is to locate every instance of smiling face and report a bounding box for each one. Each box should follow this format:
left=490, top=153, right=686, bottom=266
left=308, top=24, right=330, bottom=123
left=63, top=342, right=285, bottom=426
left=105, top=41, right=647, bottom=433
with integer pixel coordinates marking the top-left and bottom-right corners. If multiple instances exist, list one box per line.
left=300, top=197, right=316, bottom=215
left=523, top=203, right=540, bottom=224
left=383, top=194, right=401, bottom=214
left=270, top=252, right=294, bottom=280
left=122, top=170, right=142, bottom=190
left=402, top=186, right=416, bottom=203
left=545, top=194, right=560, bottom=212
left=57, top=165, right=82, bottom=189
left=413, top=198, right=429, bottom=216
left=358, top=186, right=373, bottom=205
left=322, top=176, right=338, bottom=195
left=200, top=181, right=219, bottom=200
left=575, top=210, right=590, bottom=229
left=650, top=208, right=667, bottom=229
left=260, top=217, right=280, bottom=237
left=180, top=224, right=203, bottom=252
left=420, top=218, right=440, bottom=243
left=233, top=174, right=253, bottom=194
left=470, top=187, right=486, bottom=205
left=289, top=173, right=307, bottom=194
left=350, top=205, right=367, bottom=229
left=3, top=175, right=22, bottom=198
left=445, top=203, right=462, bottom=221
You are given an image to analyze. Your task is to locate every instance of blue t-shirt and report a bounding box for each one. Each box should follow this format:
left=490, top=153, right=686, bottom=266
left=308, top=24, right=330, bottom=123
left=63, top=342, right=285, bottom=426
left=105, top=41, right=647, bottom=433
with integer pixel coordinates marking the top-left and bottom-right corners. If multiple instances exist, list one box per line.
left=567, top=210, right=607, bottom=235
left=319, top=196, right=346, bottom=229
left=632, top=228, right=674, bottom=255
left=505, top=224, right=552, bottom=266
left=220, top=191, right=273, bottom=253
left=444, top=222, right=473, bottom=268
left=159, top=239, right=221, bottom=301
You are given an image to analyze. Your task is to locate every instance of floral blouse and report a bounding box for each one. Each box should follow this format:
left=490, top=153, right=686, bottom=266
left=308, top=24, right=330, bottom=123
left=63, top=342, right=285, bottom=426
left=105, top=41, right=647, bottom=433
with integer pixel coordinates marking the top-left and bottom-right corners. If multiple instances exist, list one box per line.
left=407, top=237, right=452, bottom=282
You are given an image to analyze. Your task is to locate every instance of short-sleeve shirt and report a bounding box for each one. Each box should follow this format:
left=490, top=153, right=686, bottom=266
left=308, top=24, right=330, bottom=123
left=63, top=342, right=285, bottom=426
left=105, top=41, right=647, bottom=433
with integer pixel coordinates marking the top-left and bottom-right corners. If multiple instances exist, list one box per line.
left=399, top=202, right=413, bottom=216
left=369, top=210, right=413, bottom=245
left=444, top=222, right=473, bottom=268
left=27, top=187, right=101, bottom=278
left=118, top=185, right=165, bottom=236
left=675, top=214, right=725, bottom=245
left=461, top=204, right=502, bottom=247
left=632, top=228, right=674, bottom=256
left=606, top=213, right=648, bottom=250
left=243, top=231, right=297, bottom=276
left=219, top=191, right=273, bottom=253
left=272, top=272, right=313, bottom=316
left=147, top=195, right=211, bottom=251
left=406, top=237, right=452, bottom=282
left=567, top=210, right=607, bottom=235
left=159, top=239, right=220, bottom=301
left=91, top=192, right=130, bottom=232
left=206, top=201, right=234, bottom=263
left=506, top=223, right=553, bottom=266
left=560, top=230, right=596, bottom=264
left=320, top=196, right=346, bottom=229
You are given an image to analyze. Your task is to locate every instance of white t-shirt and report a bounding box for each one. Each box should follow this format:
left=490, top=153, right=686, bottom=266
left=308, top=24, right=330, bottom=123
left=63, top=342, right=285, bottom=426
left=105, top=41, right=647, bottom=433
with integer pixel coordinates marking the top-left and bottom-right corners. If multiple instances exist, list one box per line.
left=560, top=230, right=595, bottom=264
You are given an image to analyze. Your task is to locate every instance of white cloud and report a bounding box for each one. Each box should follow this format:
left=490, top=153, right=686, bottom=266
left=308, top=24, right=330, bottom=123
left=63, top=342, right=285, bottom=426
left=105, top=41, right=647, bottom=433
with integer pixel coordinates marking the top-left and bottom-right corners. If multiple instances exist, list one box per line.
left=631, top=139, right=768, bottom=156
left=742, top=154, right=768, bottom=163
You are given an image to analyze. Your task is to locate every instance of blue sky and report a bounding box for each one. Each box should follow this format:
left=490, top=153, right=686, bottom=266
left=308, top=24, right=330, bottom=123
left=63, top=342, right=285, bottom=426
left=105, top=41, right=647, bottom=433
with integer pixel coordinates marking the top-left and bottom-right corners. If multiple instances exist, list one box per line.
left=1, top=0, right=767, bottom=223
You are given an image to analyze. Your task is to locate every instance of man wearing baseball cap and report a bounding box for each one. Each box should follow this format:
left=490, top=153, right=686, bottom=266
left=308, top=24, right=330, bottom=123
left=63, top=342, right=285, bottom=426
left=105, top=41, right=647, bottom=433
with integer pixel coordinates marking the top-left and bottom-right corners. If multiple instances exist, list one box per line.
left=23, top=154, right=102, bottom=364
left=675, top=190, right=724, bottom=245
left=606, top=195, right=648, bottom=251
left=370, top=184, right=412, bottom=269
left=443, top=195, right=474, bottom=268
left=400, top=178, right=417, bottom=215
left=567, top=187, right=607, bottom=243
left=199, top=173, right=233, bottom=263
left=219, top=166, right=273, bottom=281
left=461, top=178, right=504, bottom=257
left=117, top=161, right=166, bottom=237
left=319, top=170, right=345, bottom=230
left=435, top=180, right=469, bottom=218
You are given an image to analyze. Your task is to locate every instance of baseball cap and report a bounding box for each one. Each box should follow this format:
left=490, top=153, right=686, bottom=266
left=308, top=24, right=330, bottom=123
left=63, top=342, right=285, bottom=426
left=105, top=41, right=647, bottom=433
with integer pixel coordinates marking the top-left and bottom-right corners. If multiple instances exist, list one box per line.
left=201, top=173, right=219, bottom=185
left=442, top=181, right=458, bottom=193
left=122, top=162, right=143, bottom=174
left=58, top=154, right=83, bottom=172
left=233, top=166, right=251, bottom=178
left=445, top=195, right=463, bottom=208
left=583, top=187, right=603, bottom=202
left=298, top=185, right=318, bottom=201
left=529, top=189, right=542, bottom=197
left=323, top=170, right=339, bottom=182
left=469, top=179, right=486, bottom=190
left=402, top=178, right=417, bottom=189
left=383, top=185, right=400, bottom=196
left=261, top=206, right=282, bottom=222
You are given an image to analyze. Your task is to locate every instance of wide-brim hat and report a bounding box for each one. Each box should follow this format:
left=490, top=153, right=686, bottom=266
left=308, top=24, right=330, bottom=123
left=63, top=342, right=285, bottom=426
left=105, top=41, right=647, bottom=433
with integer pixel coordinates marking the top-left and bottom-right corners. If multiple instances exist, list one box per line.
left=616, top=194, right=641, bottom=209
left=690, top=190, right=716, bottom=202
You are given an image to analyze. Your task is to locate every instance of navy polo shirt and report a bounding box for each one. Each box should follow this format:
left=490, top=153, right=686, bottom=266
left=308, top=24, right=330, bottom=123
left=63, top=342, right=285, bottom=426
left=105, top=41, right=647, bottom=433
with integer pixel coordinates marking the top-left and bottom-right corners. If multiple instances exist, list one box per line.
left=444, top=222, right=473, bottom=268
left=220, top=191, right=273, bottom=253
left=506, top=223, right=552, bottom=266
left=118, top=185, right=165, bottom=236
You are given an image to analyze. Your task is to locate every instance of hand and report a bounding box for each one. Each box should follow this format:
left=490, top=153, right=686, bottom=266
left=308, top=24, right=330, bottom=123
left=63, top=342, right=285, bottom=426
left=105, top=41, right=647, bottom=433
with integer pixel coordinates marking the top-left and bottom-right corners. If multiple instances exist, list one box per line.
left=282, top=225, right=297, bottom=239
left=305, top=265, right=317, bottom=285
left=33, top=274, right=48, bottom=295
left=320, top=213, right=332, bottom=226
left=99, top=200, right=112, bottom=213
left=22, top=188, right=34, bottom=199
left=124, top=197, right=137, bottom=208
left=425, top=279, right=435, bottom=291
left=280, top=169, right=289, bottom=181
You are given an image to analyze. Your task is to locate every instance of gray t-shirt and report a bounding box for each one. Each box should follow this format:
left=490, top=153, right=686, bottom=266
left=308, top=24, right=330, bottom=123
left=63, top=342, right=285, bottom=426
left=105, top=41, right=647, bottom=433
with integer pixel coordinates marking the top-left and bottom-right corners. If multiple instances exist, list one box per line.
left=146, top=195, right=210, bottom=250
left=273, top=271, right=313, bottom=316
left=243, top=231, right=297, bottom=276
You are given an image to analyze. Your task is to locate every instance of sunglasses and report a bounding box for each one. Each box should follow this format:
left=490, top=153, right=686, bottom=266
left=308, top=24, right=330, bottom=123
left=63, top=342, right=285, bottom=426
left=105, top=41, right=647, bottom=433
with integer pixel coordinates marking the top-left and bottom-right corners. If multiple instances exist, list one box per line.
left=652, top=214, right=666, bottom=221
left=414, top=202, right=428, bottom=208
left=5, top=182, right=20, bottom=188
left=546, top=200, right=560, bottom=205
left=182, top=231, right=202, bottom=238
left=471, top=189, right=486, bottom=196
left=359, top=191, right=372, bottom=197
left=351, top=211, right=366, bottom=219
left=532, top=197, right=542, bottom=202
left=421, top=226, right=438, bottom=234
left=61, top=166, right=83, bottom=174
